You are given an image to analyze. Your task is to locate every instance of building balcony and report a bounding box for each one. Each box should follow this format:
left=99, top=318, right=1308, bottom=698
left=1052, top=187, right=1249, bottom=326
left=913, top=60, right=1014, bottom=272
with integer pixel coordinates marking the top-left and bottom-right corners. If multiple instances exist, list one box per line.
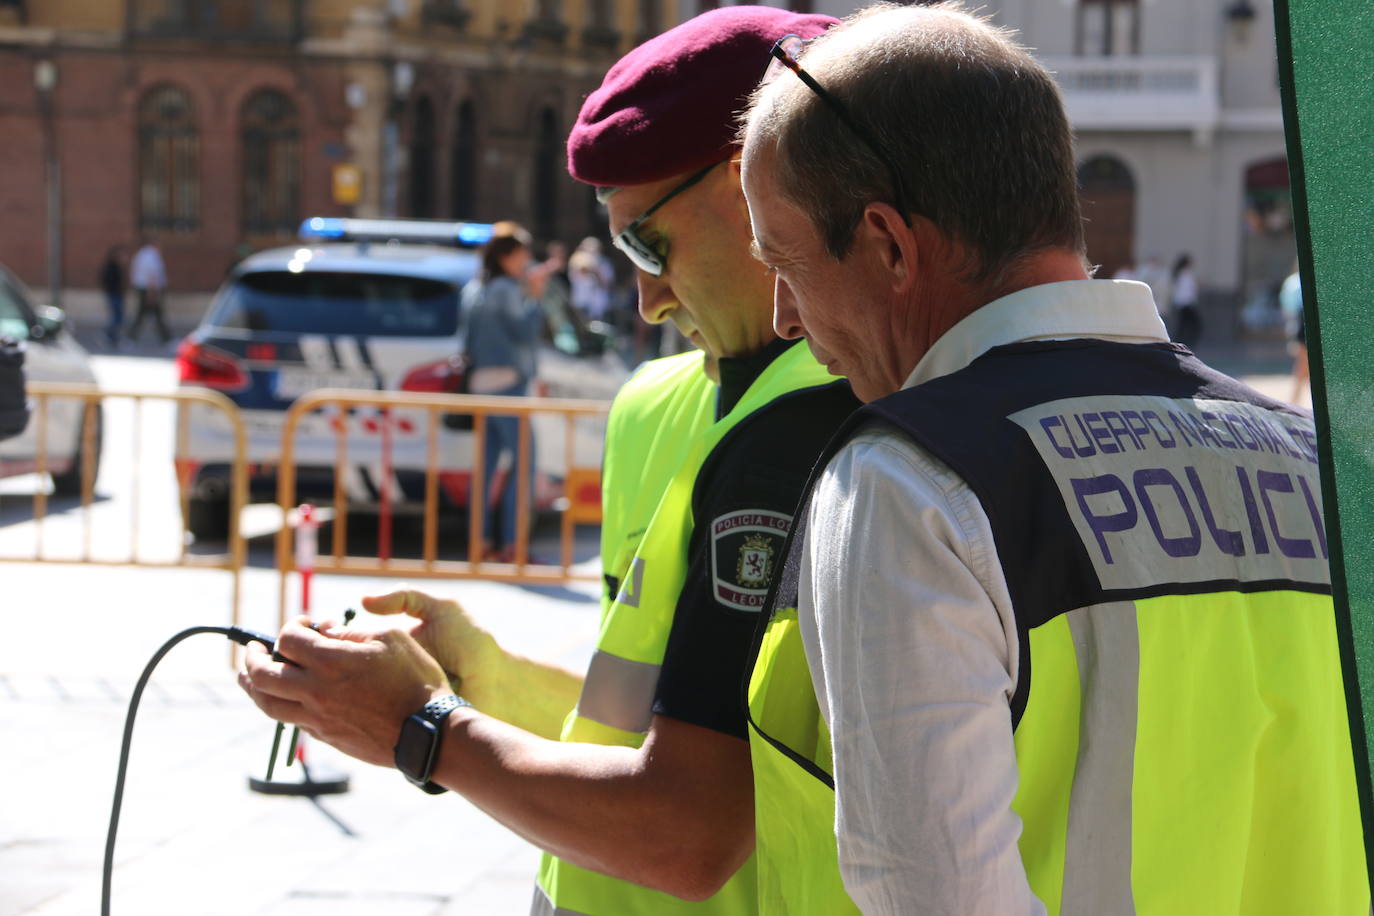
left=129, top=0, right=302, bottom=43
left=1041, top=55, right=1220, bottom=136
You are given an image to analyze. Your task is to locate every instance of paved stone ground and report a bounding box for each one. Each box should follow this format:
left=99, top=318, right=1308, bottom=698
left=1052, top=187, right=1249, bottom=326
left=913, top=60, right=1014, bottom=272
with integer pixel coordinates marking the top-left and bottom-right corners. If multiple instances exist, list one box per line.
left=1, top=565, right=599, bottom=916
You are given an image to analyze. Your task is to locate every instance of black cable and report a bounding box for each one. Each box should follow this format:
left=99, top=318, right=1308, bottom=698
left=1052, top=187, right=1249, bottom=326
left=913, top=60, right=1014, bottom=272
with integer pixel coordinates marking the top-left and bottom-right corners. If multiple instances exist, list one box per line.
left=102, top=625, right=277, bottom=916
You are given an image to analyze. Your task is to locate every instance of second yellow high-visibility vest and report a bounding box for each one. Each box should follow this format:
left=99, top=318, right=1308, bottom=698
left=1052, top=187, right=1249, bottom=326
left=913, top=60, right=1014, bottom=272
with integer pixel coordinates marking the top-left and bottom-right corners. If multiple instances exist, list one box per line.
left=747, top=339, right=1368, bottom=915
left=534, top=340, right=837, bottom=916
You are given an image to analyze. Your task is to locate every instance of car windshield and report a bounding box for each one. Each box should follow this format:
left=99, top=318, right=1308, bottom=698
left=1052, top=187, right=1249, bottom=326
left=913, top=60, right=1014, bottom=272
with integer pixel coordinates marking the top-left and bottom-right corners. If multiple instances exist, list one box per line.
left=212, top=271, right=461, bottom=336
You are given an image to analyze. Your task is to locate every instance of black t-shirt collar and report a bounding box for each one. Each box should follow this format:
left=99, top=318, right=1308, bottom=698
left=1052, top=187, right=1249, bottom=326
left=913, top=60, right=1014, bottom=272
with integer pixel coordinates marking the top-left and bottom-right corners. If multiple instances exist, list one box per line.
left=715, top=337, right=796, bottom=419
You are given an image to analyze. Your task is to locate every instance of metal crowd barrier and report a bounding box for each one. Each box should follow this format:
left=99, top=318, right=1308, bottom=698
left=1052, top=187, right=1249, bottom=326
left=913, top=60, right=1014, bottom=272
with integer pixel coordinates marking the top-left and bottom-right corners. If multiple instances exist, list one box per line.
left=274, top=389, right=610, bottom=626
left=0, top=382, right=249, bottom=632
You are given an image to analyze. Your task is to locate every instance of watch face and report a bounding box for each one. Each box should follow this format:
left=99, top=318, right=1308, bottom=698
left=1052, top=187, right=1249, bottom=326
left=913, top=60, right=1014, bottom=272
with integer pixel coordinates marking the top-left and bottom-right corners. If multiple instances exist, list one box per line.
left=395, top=715, right=439, bottom=784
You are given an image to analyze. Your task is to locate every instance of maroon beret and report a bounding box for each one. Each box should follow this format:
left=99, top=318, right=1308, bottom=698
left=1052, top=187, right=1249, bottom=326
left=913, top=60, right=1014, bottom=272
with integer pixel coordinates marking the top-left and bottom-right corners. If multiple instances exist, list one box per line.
left=568, top=6, right=837, bottom=188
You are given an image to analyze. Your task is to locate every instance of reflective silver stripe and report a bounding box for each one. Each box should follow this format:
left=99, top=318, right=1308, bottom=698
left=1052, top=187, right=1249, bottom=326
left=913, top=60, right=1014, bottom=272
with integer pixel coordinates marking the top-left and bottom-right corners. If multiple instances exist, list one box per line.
left=616, top=556, right=646, bottom=609
left=576, top=649, right=659, bottom=734
left=530, top=883, right=592, bottom=916
left=1061, top=601, right=1140, bottom=916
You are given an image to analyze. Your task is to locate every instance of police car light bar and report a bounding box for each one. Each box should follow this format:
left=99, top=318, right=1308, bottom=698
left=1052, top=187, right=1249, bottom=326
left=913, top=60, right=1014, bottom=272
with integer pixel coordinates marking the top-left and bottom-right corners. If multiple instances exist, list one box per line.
left=299, top=217, right=495, bottom=248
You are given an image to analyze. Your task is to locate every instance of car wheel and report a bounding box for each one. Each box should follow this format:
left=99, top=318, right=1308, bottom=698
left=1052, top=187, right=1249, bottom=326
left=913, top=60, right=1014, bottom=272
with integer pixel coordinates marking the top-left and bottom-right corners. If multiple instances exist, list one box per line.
left=186, top=496, right=231, bottom=542
left=51, top=407, right=103, bottom=497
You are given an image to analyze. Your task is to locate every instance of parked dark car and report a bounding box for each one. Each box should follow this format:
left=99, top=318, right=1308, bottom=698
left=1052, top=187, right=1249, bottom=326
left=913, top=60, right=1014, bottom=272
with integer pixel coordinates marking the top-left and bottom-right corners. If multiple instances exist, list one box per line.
left=0, top=336, right=28, bottom=442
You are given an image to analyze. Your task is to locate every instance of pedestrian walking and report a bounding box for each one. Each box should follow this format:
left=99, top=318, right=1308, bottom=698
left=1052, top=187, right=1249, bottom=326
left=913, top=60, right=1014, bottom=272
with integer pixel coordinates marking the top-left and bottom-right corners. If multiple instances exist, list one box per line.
left=98, top=244, right=126, bottom=347
left=128, top=237, right=170, bottom=345
left=1170, top=252, right=1201, bottom=347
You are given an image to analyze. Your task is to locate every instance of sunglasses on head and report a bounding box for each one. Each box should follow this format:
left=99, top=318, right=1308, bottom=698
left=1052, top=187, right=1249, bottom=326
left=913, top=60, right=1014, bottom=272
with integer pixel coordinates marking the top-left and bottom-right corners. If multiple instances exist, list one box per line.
left=766, top=33, right=912, bottom=226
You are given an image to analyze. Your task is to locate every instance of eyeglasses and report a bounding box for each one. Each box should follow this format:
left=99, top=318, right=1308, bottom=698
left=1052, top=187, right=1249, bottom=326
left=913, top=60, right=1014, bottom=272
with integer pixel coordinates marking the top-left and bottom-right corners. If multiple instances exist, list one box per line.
left=766, top=34, right=912, bottom=226
left=611, top=159, right=726, bottom=277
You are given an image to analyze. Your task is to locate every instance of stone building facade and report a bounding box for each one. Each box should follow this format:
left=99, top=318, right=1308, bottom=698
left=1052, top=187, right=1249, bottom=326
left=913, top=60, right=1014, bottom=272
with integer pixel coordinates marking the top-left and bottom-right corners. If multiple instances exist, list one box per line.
left=0, top=0, right=677, bottom=297
left=3, top=0, right=1295, bottom=340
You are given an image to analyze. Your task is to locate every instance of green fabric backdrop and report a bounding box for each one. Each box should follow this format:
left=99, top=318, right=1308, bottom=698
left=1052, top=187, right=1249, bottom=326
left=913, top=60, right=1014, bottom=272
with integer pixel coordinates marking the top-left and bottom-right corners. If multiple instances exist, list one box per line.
left=1273, top=0, right=1374, bottom=882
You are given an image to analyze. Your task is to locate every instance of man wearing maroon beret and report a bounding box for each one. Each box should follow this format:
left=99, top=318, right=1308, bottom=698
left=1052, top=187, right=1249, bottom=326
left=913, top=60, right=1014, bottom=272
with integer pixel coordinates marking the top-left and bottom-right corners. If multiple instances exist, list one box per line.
left=239, top=8, right=858, bottom=915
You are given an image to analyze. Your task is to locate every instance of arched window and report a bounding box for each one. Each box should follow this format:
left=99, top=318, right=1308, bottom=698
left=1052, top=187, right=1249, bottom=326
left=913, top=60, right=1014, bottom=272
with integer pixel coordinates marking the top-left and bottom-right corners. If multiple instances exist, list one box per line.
left=138, top=85, right=200, bottom=233
left=409, top=96, right=437, bottom=219
left=240, top=89, right=300, bottom=235
left=533, top=107, right=560, bottom=243
left=450, top=99, right=478, bottom=219
left=1077, top=154, right=1137, bottom=279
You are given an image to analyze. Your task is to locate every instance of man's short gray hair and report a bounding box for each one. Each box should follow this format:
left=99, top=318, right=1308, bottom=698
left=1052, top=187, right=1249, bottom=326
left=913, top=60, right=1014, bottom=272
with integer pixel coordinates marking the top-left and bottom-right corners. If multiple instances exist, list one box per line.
left=743, top=1, right=1085, bottom=290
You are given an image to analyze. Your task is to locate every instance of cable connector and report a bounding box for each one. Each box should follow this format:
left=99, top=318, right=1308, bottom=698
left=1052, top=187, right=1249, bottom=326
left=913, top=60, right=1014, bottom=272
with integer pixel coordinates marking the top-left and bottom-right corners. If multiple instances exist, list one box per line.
left=224, top=626, right=277, bottom=652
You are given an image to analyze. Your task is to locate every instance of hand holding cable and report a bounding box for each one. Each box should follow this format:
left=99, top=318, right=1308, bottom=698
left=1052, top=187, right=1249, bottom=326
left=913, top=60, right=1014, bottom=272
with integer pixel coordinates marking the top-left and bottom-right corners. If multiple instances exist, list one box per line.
left=237, top=616, right=452, bottom=770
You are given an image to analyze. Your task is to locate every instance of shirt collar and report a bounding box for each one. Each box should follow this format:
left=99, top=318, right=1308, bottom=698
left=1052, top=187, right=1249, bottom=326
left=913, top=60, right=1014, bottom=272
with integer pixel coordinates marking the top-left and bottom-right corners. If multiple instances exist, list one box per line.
left=903, top=279, right=1168, bottom=390
left=717, top=337, right=794, bottom=419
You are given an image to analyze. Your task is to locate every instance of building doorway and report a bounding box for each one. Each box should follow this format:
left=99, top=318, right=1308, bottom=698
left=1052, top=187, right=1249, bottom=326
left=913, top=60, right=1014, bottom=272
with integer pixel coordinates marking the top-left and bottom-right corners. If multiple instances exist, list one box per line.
left=1078, top=154, right=1136, bottom=279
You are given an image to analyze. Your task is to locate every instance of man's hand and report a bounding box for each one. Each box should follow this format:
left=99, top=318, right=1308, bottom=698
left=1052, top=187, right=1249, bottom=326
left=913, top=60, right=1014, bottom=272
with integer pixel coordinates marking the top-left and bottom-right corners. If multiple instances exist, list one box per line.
left=362, top=587, right=582, bottom=739
left=361, top=588, right=502, bottom=702
left=237, top=616, right=452, bottom=768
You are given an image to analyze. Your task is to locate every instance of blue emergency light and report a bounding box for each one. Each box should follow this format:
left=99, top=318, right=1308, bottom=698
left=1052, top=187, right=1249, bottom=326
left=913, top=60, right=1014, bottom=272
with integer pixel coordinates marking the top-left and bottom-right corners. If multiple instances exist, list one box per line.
left=298, top=217, right=494, bottom=248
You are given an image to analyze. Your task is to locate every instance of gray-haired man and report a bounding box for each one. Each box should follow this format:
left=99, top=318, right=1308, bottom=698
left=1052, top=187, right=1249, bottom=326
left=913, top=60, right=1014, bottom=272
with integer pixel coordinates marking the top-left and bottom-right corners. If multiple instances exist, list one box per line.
left=739, top=3, right=1365, bottom=913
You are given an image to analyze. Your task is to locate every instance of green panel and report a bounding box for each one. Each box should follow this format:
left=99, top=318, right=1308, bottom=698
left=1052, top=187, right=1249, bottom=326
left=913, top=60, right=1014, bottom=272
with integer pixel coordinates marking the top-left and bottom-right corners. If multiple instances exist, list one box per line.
left=1273, top=0, right=1374, bottom=883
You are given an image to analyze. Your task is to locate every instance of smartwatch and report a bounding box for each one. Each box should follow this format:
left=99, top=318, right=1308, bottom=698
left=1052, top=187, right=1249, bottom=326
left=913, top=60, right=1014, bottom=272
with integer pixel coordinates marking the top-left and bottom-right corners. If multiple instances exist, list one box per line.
left=394, top=694, right=471, bottom=794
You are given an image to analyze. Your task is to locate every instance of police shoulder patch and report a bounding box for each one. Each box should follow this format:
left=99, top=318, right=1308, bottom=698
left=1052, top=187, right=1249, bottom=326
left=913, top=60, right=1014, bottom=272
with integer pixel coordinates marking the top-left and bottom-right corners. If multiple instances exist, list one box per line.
left=709, top=509, right=792, bottom=612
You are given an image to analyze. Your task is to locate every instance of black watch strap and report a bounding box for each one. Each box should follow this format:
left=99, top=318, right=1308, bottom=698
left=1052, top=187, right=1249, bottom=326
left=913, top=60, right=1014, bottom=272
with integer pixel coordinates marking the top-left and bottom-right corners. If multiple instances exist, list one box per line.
left=395, top=694, right=471, bottom=794
left=421, top=694, right=470, bottom=722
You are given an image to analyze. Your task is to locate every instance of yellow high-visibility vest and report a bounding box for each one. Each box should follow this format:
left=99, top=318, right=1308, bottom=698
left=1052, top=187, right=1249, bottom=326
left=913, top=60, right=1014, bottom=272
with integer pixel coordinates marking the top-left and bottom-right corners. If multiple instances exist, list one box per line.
left=599, top=351, right=714, bottom=615
left=536, top=341, right=835, bottom=916
left=747, top=339, right=1368, bottom=915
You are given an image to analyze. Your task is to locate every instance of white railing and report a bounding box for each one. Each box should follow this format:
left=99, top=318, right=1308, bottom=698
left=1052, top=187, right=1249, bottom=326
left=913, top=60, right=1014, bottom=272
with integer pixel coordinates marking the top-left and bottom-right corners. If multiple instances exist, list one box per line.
left=1042, top=55, right=1221, bottom=133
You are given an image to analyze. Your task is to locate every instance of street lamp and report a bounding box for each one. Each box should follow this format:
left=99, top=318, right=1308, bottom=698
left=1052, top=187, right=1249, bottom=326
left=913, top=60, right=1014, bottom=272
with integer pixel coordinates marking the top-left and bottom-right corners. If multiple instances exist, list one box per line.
left=33, top=59, right=61, bottom=309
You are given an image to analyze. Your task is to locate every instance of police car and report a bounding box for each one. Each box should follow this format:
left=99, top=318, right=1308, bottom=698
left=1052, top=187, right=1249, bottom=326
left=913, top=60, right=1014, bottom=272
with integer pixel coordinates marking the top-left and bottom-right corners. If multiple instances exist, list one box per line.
left=0, top=264, right=100, bottom=493
left=175, top=218, right=623, bottom=540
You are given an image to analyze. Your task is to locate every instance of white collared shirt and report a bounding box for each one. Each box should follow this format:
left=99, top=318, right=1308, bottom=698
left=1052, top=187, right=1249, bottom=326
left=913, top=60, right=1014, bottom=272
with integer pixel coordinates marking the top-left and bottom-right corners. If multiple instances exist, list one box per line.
left=129, top=244, right=166, bottom=292
left=798, top=280, right=1167, bottom=915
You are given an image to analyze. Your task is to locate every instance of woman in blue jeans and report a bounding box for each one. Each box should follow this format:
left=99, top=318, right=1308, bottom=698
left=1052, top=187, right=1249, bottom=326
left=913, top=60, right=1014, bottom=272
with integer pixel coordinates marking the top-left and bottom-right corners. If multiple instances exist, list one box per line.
left=462, top=225, right=548, bottom=561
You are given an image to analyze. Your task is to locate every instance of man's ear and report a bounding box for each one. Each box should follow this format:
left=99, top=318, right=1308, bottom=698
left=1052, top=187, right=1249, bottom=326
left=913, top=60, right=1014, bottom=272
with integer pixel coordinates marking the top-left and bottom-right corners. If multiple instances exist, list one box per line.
left=856, top=202, right=919, bottom=294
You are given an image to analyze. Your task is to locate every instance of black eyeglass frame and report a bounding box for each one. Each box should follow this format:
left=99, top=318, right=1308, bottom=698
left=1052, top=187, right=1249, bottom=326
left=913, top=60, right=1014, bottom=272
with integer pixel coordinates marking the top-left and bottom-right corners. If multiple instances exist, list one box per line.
left=610, top=158, right=727, bottom=277
left=768, top=34, right=913, bottom=227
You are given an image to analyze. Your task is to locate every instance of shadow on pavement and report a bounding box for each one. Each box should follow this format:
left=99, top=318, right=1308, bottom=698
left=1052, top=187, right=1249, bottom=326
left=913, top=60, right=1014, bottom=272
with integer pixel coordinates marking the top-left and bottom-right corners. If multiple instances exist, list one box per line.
left=0, top=490, right=115, bottom=528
